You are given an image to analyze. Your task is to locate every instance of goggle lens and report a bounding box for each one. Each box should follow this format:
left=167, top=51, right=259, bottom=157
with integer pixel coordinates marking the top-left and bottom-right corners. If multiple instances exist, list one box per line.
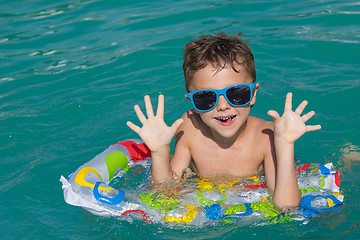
left=193, top=91, right=217, bottom=111
left=188, top=83, right=255, bottom=112
left=226, top=85, right=251, bottom=106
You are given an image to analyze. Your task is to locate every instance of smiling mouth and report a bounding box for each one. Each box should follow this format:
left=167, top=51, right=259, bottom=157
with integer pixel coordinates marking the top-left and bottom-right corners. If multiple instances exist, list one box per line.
left=214, top=115, right=237, bottom=123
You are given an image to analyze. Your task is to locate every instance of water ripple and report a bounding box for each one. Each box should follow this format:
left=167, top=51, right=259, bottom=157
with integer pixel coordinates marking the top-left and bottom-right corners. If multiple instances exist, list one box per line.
left=1, top=0, right=360, bottom=239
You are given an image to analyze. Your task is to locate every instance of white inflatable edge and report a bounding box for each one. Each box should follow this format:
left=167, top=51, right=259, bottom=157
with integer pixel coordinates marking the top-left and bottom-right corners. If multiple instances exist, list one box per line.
left=60, top=176, right=141, bottom=217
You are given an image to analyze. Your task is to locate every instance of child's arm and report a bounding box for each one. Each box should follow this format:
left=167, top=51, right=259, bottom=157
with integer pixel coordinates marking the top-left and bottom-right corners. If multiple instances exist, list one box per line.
left=267, top=92, right=321, bottom=210
left=127, top=95, right=183, bottom=182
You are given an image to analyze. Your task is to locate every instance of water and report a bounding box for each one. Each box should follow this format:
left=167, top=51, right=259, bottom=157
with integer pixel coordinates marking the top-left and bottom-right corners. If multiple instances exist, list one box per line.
left=1, top=0, right=359, bottom=239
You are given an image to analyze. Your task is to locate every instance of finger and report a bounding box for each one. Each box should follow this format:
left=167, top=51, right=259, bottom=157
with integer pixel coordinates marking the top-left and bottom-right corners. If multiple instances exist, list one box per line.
left=170, top=118, right=184, bottom=134
left=156, top=95, right=164, bottom=119
left=284, top=92, right=293, bottom=112
left=267, top=110, right=280, bottom=121
left=306, top=124, right=321, bottom=132
left=127, top=121, right=141, bottom=134
left=295, top=100, right=308, bottom=115
left=144, top=95, right=154, bottom=118
left=134, top=105, right=147, bottom=124
left=301, top=111, right=315, bottom=122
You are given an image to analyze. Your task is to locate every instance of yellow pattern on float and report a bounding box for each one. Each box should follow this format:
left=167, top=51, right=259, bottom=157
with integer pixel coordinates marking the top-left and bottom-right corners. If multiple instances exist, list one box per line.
left=164, top=204, right=197, bottom=223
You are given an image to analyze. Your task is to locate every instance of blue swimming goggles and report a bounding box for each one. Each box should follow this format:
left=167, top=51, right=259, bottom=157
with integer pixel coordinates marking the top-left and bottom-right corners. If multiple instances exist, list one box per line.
left=186, top=83, right=256, bottom=112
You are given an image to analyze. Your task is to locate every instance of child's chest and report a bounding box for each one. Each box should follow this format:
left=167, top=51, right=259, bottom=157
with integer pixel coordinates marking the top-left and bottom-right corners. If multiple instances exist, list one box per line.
left=190, top=140, right=264, bottom=178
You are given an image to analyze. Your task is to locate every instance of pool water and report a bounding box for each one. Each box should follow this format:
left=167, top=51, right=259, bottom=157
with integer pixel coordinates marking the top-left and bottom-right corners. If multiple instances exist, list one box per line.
left=1, top=0, right=359, bottom=239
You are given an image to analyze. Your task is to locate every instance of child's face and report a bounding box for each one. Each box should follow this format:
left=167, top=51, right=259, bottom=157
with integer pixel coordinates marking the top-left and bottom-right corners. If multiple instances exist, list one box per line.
left=187, top=63, right=259, bottom=141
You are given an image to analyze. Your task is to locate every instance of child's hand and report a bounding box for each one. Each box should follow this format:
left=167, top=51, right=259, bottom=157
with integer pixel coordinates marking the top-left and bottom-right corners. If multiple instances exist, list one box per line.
left=127, top=95, right=183, bottom=152
left=267, top=92, right=321, bottom=144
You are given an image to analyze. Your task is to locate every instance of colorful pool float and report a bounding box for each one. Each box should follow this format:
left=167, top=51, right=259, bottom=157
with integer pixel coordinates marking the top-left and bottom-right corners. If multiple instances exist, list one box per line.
left=60, top=140, right=344, bottom=225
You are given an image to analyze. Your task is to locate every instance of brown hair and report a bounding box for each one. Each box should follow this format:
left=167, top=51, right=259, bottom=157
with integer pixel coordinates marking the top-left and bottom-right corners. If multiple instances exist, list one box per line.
left=183, top=32, right=256, bottom=91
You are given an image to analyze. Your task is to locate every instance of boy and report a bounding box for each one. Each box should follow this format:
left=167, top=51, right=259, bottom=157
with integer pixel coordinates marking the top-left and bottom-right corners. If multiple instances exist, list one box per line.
left=126, top=32, right=321, bottom=210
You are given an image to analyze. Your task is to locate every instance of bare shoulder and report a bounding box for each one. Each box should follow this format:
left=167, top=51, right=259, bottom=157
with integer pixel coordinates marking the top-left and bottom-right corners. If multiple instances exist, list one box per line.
left=247, top=116, right=275, bottom=164
left=179, top=109, right=204, bottom=131
left=171, top=111, right=196, bottom=177
left=248, top=115, right=273, bottom=131
left=176, top=110, right=199, bottom=142
left=176, top=109, right=212, bottom=146
left=247, top=116, right=274, bottom=141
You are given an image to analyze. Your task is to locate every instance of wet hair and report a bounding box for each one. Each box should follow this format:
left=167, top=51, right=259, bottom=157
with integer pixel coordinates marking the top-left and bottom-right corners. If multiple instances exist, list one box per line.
left=183, top=32, right=256, bottom=91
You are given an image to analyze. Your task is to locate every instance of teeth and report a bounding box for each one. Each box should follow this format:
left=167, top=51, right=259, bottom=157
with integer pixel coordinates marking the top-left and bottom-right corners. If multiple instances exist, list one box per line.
left=216, top=116, right=235, bottom=122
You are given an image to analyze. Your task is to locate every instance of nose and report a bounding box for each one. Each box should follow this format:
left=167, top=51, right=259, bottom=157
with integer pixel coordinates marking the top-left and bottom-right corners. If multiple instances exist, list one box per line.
left=216, top=94, right=230, bottom=111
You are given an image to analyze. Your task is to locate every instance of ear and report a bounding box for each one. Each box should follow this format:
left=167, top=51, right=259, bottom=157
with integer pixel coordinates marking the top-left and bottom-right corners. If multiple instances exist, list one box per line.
left=250, top=83, right=260, bottom=107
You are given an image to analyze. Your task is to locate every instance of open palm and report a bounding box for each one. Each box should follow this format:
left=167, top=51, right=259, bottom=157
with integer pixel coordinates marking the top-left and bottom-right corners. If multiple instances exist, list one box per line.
left=267, top=93, right=321, bottom=143
left=127, top=95, right=183, bottom=152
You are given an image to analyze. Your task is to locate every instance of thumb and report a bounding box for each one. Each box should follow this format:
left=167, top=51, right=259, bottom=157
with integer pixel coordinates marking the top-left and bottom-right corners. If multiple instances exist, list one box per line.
left=170, top=118, right=184, bottom=133
left=267, top=110, right=280, bottom=121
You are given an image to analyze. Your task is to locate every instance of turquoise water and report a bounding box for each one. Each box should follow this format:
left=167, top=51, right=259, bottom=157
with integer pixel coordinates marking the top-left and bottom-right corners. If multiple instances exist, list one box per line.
left=1, top=0, right=359, bottom=239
